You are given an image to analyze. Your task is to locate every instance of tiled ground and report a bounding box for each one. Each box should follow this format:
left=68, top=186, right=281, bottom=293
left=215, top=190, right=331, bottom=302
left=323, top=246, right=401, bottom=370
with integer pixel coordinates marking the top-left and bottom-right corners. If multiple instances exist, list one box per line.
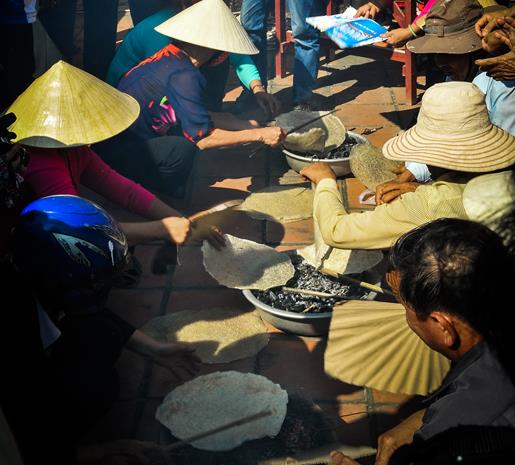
left=82, top=46, right=425, bottom=461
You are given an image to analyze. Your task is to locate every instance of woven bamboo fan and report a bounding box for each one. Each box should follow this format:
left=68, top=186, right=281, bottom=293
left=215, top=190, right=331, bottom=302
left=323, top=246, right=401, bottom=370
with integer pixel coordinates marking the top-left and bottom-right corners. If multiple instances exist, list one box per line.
left=7, top=60, right=140, bottom=148
left=324, top=301, right=451, bottom=396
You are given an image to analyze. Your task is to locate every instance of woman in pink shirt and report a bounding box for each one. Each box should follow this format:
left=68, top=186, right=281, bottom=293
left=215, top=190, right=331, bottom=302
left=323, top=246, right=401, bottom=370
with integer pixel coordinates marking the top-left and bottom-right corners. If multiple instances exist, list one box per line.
left=8, top=61, right=224, bottom=249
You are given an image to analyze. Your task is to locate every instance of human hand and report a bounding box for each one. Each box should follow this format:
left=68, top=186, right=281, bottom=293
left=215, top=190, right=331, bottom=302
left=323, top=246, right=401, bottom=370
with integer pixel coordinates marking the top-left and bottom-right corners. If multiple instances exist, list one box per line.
left=375, top=180, right=420, bottom=205
left=475, top=10, right=509, bottom=37
left=330, top=451, right=361, bottom=465
left=354, top=2, right=381, bottom=19
left=258, top=126, right=286, bottom=147
left=254, top=91, right=281, bottom=118
left=149, top=341, right=201, bottom=380
left=381, top=28, right=413, bottom=48
left=375, top=410, right=425, bottom=465
left=160, top=216, right=191, bottom=245
left=482, top=30, right=508, bottom=53
left=300, top=162, right=337, bottom=184
left=78, top=439, right=161, bottom=465
left=476, top=19, right=515, bottom=80
left=189, top=220, right=226, bottom=250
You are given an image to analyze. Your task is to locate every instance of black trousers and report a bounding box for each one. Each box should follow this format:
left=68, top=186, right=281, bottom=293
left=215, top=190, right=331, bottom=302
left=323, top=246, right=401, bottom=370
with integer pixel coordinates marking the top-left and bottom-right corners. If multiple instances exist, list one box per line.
left=96, top=135, right=198, bottom=197
left=0, top=23, right=35, bottom=110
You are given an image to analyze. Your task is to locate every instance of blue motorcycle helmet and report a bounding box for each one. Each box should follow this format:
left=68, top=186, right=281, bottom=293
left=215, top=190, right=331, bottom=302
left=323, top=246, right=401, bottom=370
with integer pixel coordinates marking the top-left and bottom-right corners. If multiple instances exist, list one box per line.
left=12, top=195, right=128, bottom=310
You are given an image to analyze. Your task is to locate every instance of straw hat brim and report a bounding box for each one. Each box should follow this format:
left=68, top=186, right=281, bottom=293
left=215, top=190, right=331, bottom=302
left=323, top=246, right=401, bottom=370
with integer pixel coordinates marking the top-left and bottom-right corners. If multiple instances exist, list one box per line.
left=382, top=124, right=515, bottom=172
left=407, top=26, right=482, bottom=54
left=7, top=61, right=140, bottom=149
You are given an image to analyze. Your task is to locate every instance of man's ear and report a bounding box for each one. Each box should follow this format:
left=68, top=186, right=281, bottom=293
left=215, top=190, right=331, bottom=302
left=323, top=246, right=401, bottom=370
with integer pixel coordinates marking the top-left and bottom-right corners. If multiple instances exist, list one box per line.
left=429, top=311, right=458, bottom=348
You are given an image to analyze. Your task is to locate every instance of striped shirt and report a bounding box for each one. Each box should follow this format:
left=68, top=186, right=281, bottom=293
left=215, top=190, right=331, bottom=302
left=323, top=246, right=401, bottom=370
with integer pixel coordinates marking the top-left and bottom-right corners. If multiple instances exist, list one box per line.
left=313, top=175, right=470, bottom=250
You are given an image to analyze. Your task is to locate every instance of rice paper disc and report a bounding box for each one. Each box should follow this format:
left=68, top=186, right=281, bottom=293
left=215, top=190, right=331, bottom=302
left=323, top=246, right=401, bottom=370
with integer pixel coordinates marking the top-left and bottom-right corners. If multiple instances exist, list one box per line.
left=141, top=308, right=269, bottom=363
left=202, top=234, right=295, bottom=290
left=284, top=127, right=327, bottom=153
left=349, top=144, right=402, bottom=190
left=276, top=110, right=346, bottom=152
left=240, top=186, right=313, bottom=223
left=156, top=371, right=288, bottom=451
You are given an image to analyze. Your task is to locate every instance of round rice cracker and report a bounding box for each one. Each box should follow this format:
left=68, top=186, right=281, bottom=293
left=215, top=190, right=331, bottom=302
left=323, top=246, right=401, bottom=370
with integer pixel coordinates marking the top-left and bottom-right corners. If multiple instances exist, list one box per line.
left=156, top=371, right=288, bottom=451
left=240, top=186, right=313, bottom=223
left=202, top=234, right=295, bottom=290
left=141, top=308, right=270, bottom=364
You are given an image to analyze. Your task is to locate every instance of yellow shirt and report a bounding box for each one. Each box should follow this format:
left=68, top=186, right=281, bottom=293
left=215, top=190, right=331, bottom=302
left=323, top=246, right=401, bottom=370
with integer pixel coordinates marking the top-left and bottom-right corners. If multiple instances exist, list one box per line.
left=313, top=177, right=468, bottom=250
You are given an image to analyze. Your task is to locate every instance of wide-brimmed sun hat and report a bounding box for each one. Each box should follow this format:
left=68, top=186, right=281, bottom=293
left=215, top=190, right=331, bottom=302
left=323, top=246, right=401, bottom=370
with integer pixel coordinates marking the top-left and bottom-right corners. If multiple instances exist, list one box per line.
left=7, top=61, right=140, bottom=149
left=407, top=0, right=483, bottom=54
left=382, top=82, right=515, bottom=172
left=155, top=0, right=258, bottom=55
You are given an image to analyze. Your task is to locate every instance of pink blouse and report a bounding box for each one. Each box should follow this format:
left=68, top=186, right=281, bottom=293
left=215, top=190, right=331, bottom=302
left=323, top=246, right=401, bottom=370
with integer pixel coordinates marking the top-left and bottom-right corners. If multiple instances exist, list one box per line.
left=24, top=146, right=156, bottom=217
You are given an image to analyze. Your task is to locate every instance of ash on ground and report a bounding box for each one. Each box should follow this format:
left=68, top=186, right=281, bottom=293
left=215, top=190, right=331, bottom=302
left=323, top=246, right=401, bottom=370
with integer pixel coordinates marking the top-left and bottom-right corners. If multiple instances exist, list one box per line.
left=289, top=136, right=360, bottom=160
left=253, top=255, right=370, bottom=313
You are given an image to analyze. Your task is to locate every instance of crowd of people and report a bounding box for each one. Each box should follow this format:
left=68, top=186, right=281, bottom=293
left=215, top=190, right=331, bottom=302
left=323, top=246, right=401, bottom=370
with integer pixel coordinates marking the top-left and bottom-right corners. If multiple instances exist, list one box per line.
left=1, top=0, right=514, bottom=464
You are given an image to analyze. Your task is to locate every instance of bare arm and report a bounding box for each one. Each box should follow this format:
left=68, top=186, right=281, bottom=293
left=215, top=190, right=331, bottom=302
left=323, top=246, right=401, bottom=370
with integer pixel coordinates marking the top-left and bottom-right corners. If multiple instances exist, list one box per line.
left=209, top=111, right=261, bottom=131
left=196, top=126, right=285, bottom=150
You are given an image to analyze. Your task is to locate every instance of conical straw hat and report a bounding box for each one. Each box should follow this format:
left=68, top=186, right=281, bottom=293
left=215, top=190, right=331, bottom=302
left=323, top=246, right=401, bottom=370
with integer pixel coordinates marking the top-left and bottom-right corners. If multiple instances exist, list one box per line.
left=7, top=60, right=140, bottom=148
left=155, top=0, right=258, bottom=55
left=324, top=301, right=451, bottom=396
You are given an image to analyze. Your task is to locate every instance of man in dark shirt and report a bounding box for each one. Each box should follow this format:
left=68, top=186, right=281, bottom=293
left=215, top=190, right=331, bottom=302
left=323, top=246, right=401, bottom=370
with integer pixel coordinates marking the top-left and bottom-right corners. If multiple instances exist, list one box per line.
left=376, top=218, right=515, bottom=465
left=330, top=217, right=515, bottom=465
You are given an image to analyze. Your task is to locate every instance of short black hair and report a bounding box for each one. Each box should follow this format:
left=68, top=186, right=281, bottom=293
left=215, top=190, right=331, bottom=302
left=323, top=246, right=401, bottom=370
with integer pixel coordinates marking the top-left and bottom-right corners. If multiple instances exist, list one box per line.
left=390, top=218, right=515, bottom=381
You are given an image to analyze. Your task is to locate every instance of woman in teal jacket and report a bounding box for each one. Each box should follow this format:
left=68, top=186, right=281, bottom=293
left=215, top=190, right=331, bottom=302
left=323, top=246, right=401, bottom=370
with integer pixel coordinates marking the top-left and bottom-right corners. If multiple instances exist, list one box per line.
left=107, top=3, right=280, bottom=116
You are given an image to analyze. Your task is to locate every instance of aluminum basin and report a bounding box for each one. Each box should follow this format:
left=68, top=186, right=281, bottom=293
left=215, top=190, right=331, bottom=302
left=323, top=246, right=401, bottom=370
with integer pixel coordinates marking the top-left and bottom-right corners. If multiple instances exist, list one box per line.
left=283, top=131, right=369, bottom=177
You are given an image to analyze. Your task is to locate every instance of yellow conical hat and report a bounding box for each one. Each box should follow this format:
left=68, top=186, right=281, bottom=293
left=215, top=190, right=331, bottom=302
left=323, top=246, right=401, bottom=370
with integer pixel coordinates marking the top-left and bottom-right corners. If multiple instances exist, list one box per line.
left=324, top=301, right=451, bottom=396
left=155, top=0, right=258, bottom=55
left=7, top=60, right=140, bottom=148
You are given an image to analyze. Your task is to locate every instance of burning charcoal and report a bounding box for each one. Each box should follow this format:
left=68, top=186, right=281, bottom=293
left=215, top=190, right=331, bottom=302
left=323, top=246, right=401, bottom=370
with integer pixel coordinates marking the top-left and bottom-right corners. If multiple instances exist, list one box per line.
left=255, top=255, right=370, bottom=314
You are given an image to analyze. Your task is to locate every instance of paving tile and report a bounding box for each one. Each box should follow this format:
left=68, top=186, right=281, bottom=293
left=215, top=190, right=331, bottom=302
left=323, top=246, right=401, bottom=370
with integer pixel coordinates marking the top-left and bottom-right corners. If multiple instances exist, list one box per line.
left=189, top=176, right=267, bottom=207
left=334, top=104, right=400, bottom=128
left=355, top=126, right=400, bottom=148
left=256, top=334, right=362, bottom=404
left=173, top=246, right=220, bottom=289
left=395, top=106, right=420, bottom=130
left=107, top=289, right=164, bottom=328
left=135, top=399, right=164, bottom=442
left=196, top=146, right=268, bottom=177
left=341, top=86, right=396, bottom=105
left=266, top=217, right=314, bottom=245
left=132, top=244, right=169, bottom=289
left=166, top=288, right=253, bottom=313
left=147, top=353, right=257, bottom=399
left=269, top=149, right=294, bottom=176
left=81, top=400, right=140, bottom=442
left=117, top=349, right=149, bottom=400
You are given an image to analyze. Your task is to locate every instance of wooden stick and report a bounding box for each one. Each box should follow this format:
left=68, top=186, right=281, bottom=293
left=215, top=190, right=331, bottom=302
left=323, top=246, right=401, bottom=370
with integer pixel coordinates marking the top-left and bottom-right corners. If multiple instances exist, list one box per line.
left=319, top=268, right=394, bottom=297
left=282, top=286, right=345, bottom=299
left=160, top=410, right=272, bottom=452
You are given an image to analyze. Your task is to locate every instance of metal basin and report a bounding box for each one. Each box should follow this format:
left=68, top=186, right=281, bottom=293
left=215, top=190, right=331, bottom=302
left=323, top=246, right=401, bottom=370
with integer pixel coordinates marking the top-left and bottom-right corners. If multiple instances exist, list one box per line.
left=243, top=284, right=378, bottom=337
left=283, top=131, right=369, bottom=177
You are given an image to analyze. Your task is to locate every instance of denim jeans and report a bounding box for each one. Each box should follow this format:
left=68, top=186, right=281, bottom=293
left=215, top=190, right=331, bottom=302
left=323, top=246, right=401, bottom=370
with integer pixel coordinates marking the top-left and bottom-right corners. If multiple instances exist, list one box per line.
left=240, top=0, right=324, bottom=104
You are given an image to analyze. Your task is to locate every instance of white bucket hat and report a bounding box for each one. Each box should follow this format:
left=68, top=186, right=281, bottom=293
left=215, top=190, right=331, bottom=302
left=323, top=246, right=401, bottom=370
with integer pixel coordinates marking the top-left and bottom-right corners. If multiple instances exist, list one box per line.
left=155, top=0, right=258, bottom=55
left=382, top=82, right=515, bottom=172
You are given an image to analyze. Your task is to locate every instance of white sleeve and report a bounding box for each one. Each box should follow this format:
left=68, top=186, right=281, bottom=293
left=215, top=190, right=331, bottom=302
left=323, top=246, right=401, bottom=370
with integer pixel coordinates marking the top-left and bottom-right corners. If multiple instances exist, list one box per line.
left=405, top=162, right=432, bottom=183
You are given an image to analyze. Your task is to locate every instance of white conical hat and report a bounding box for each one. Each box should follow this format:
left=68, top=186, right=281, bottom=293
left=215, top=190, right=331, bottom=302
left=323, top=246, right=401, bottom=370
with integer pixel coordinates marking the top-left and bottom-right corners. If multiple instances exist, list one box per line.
left=324, top=301, right=451, bottom=396
left=7, top=60, right=140, bottom=148
left=155, top=0, right=258, bottom=55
